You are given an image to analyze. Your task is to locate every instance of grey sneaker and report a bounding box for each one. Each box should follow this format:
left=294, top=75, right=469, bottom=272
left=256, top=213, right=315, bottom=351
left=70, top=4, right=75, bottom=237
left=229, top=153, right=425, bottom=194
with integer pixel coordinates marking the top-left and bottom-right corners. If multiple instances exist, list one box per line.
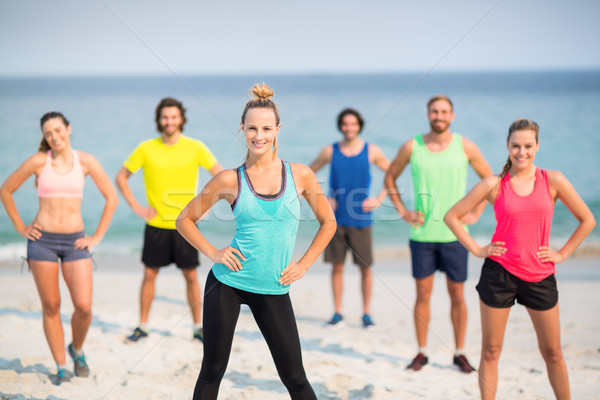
left=68, top=343, right=90, bottom=377
left=54, top=368, right=73, bottom=385
left=193, top=327, right=203, bottom=342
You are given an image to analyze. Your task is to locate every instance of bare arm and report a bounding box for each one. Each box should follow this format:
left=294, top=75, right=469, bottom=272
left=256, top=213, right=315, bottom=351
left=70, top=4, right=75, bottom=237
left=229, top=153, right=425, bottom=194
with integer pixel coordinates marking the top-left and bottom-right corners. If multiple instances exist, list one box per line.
left=115, top=166, right=157, bottom=221
left=383, top=140, right=423, bottom=227
left=0, top=153, right=45, bottom=239
left=444, top=176, right=506, bottom=258
left=279, top=163, right=336, bottom=285
left=362, top=144, right=391, bottom=211
left=209, top=162, right=224, bottom=176
left=308, top=145, right=333, bottom=173
left=75, top=153, right=118, bottom=249
left=537, top=171, right=596, bottom=263
left=460, top=137, right=494, bottom=224
left=176, top=170, right=245, bottom=271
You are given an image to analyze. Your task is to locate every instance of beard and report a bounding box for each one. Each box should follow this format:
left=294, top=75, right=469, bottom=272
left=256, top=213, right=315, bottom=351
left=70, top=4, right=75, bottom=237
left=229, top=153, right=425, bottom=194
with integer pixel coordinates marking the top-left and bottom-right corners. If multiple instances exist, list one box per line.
left=160, top=125, right=181, bottom=136
left=430, top=120, right=450, bottom=133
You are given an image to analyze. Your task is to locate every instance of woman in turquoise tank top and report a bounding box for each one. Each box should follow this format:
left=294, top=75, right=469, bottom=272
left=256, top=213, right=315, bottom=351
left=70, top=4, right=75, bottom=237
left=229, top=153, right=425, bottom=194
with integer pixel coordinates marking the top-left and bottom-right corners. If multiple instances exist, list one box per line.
left=177, top=83, right=336, bottom=400
left=445, top=119, right=595, bottom=400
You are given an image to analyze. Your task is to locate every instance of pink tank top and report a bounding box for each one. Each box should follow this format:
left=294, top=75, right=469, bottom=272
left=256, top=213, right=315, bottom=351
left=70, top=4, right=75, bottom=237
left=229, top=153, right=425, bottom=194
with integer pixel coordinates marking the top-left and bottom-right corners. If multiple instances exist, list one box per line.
left=38, top=150, right=85, bottom=198
left=490, top=168, right=554, bottom=282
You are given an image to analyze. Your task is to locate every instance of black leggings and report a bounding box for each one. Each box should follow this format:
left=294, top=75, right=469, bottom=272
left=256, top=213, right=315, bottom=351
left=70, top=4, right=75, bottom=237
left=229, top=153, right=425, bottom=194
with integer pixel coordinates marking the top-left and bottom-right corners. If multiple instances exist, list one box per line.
left=193, top=270, right=316, bottom=400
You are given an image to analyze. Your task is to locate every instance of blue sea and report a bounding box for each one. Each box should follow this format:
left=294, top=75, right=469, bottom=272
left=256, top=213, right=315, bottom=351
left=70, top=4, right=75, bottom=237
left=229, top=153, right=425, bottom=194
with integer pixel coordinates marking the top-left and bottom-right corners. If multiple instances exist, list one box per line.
left=1, top=71, right=599, bottom=262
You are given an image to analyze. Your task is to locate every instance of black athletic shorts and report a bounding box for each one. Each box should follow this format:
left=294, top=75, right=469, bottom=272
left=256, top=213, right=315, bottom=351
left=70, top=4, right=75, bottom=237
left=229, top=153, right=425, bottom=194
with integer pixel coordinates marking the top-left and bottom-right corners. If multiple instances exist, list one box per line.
left=476, top=258, right=558, bottom=311
left=324, top=225, right=373, bottom=267
left=142, top=225, right=199, bottom=269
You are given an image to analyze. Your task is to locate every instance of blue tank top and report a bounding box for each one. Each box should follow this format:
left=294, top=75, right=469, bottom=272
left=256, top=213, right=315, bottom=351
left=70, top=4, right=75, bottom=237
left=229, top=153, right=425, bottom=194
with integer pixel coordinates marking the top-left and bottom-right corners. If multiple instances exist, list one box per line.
left=329, top=142, right=371, bottom=228
left=212, top=160, right=301, bottom=295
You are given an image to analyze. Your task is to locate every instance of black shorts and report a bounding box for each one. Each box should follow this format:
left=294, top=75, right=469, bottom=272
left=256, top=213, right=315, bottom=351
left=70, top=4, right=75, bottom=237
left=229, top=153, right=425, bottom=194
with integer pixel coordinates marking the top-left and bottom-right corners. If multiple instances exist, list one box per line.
left=142, top=225, right=199, bottom=269
left=476, top=258, right=558, bottom=311
left=409, top=240, right=468, bottom=282
left=324, top=225, right=373, bottom=267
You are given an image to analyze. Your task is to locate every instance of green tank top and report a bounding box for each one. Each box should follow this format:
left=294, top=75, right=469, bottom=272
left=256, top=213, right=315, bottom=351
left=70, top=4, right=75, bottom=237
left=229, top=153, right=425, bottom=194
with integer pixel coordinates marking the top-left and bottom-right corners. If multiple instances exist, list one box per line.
left=409, top=134, right=468, bottom=242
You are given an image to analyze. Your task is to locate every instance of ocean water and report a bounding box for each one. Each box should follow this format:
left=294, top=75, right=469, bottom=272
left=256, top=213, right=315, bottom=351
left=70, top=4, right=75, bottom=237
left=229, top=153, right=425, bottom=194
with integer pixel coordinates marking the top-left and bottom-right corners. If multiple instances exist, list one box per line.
left=1, top=71, right=599, bottom=262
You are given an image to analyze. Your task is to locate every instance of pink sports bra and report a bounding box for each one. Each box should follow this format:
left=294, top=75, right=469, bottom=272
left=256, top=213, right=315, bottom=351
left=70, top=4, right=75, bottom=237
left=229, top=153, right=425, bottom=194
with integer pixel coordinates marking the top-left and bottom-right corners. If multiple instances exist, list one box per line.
left=37, top=150, right=85, bottom=198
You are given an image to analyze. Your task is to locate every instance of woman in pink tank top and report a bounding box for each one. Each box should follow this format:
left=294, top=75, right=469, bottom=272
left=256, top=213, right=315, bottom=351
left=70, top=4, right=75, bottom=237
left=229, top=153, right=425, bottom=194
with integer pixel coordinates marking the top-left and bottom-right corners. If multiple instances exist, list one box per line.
left=445, top=119, right=595, bottom=400
left=0, top=112, right=118, bottom=384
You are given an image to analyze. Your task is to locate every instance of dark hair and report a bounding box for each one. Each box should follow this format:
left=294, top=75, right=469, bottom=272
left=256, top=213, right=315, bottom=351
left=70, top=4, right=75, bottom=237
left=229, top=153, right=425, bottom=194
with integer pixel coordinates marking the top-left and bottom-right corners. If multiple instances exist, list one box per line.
left=39, top=112, right=70, bottom=152
left=500, top=118, right=540, bottom=178
left=155, top=97, right=187, bottom=133
left=427, top=95, right=453, bottom=111
left=337, top=108, right=364, bottom=133
left=241, top=83, right=281, bottom=160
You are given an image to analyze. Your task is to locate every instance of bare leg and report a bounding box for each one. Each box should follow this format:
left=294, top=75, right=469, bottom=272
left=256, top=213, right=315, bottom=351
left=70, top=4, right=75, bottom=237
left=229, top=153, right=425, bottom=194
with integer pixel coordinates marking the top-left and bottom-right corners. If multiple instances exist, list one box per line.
left=359, top=266, right=372, bottom=315
left=414, top=275, right=434, bottom=348
left=62, top=258, right=93, bottom=350
left=528, top=304, right=570, bottom=400
left=30, top=261, right=65, bottom=365
left=331, top=263, right=344, bottom=314
left=446, top=278, right=467, bottom=349
left=479, top=300, right=510, bottom=400
left=181, top=268, right=202, bottom=324
left=140, top=266, right=159, bottom=324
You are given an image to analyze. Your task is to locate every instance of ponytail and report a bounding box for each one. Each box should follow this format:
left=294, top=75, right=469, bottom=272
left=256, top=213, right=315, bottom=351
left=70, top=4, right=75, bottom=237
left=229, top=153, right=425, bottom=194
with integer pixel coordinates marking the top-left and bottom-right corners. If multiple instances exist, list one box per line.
left=38, top=137, right=51, bottom=153
left=500, top=156, right=512, bottom=178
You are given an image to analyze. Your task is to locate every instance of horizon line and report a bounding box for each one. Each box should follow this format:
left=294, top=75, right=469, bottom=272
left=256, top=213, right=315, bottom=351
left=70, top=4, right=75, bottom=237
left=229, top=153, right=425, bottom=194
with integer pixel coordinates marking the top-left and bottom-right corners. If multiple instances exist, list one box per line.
left=1, top=67, right=599, bottom=79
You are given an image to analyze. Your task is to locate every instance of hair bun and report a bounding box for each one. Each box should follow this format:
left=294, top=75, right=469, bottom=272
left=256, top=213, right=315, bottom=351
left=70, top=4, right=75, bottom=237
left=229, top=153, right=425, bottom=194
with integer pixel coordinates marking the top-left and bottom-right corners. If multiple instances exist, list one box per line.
left=249, top=83, right=274, bottom=100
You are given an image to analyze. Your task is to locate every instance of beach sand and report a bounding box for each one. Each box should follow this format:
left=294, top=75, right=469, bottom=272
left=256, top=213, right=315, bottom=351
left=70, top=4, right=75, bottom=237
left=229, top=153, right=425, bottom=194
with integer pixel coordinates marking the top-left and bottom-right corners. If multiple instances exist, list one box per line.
left=1, top=253, right=599, bottom=400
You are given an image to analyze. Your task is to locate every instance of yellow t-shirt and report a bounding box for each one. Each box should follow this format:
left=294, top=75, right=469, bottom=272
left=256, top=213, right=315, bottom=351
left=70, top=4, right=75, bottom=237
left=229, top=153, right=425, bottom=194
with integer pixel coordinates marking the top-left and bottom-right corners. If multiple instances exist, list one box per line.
left=123, top=135, right=217, bottom=229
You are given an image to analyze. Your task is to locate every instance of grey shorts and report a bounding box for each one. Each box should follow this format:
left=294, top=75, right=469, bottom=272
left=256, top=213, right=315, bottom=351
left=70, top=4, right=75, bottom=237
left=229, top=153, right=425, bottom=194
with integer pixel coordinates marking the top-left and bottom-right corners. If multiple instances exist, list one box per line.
left=324, top=225, right=373, bottom=267
left=27, top=231, right=91, bottom=263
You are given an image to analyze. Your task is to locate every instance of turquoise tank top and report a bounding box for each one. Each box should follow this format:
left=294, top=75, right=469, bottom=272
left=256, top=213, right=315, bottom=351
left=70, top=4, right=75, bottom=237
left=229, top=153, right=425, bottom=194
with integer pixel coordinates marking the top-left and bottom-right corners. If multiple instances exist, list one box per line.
left=212, top=161, right=301, bottom=294
left=409, top=134, right=468, bottom=242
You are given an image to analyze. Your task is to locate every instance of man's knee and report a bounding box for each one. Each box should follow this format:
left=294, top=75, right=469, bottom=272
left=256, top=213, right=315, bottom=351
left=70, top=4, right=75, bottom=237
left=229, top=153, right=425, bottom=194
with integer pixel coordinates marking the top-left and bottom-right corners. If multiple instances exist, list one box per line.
left=181, top=268, right=198, bottom=284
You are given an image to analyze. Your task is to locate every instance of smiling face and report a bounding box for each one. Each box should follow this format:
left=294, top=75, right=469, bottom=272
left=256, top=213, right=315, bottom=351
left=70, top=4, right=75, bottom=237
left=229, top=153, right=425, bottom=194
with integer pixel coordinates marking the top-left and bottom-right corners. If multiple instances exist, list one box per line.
left=427, top=99, right=454, bottom=134
left=507, top=129, right=539, bottom=170
left=339, top=114, right=361, bottom=141
left=41, top=117, right=71, bottom=152
left=158, top=106, right=184, bottom=136
left=241, top=107, right=281, bottom=159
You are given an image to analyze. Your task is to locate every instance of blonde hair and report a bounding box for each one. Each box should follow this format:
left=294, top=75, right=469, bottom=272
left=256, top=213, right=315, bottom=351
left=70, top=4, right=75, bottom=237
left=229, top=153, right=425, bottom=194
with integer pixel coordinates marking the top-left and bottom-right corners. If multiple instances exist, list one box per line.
left=241, top=83, right=280, bottom=160
left=500, top=118, right=540, bottom=178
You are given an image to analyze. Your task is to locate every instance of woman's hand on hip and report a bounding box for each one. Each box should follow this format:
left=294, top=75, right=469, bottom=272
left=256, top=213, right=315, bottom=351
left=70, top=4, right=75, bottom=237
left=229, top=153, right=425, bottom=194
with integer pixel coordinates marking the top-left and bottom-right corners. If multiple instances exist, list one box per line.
left=280, top=262, right=309, bottom=286
left=537, top=246, right=565, bottom=263
left=74, top=234, right=101, bottom=250
left=477, top=241, right=507, bottom=258
left=20, top=223, right=43, bottom=241
left=209, top=247, right=245, bottom=271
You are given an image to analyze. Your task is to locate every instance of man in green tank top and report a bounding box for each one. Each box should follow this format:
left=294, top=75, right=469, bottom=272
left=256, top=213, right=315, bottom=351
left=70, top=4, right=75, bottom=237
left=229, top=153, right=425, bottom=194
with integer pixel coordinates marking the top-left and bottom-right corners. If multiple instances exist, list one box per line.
left=384, top=95, right=492, bottom=373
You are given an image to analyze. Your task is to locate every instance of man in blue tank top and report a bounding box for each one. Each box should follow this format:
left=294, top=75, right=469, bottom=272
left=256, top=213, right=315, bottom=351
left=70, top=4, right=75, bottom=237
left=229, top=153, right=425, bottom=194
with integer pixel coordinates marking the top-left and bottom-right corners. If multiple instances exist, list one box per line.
left=310, top=108, right=390, bottom=329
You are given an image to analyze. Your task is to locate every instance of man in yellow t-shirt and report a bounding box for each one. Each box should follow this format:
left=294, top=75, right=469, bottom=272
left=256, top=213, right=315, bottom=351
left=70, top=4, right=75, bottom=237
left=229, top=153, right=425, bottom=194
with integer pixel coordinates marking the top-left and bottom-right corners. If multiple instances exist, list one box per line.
left=116, top=97, right=223, bottom=343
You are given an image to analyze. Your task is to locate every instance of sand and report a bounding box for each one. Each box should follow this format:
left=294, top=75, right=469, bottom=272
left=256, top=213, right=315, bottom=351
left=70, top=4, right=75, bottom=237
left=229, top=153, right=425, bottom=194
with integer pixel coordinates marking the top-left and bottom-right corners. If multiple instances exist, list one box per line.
left=1, top=253, right=599, bottom=400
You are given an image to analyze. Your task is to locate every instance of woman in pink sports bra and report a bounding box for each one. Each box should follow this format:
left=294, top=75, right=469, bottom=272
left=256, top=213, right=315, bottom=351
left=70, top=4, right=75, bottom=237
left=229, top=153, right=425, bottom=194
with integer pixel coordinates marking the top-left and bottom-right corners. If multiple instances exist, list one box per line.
left=0, top=112, right=118, bottom=384
left=445, top=119, right=595, bottom=400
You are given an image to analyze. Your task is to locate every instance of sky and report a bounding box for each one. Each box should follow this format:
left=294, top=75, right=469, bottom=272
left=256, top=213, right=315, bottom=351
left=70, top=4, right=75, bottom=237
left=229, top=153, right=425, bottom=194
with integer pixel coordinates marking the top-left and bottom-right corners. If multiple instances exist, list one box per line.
left=1, top=0, right=599, bottom=76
